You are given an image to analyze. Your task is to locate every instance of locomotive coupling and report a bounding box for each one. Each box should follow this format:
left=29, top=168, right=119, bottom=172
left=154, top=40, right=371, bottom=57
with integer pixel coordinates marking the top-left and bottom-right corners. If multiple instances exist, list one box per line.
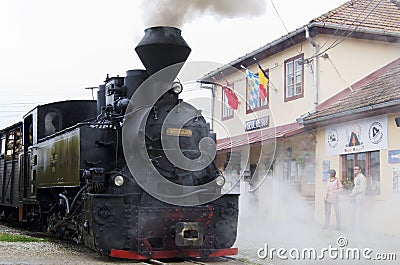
left=175, top=222, right=204, bottom=247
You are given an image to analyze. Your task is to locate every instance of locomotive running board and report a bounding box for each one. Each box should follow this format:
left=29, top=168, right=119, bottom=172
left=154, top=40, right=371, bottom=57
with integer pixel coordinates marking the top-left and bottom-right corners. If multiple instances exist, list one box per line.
left=109, top=248, right=238, bottom=260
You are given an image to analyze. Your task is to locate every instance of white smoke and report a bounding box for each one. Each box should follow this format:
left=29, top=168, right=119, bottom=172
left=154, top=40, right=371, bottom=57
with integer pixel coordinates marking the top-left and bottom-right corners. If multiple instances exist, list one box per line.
left=141, top=0, right=267, bottom=28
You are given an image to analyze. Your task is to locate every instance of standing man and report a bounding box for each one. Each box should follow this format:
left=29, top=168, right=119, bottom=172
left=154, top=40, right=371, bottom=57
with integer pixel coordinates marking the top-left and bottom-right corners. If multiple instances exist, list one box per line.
left=350, top=165, right=367, bottom=227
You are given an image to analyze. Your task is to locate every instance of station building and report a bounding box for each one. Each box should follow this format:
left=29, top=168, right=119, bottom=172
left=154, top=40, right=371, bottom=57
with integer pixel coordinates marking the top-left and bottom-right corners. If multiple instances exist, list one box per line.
left=301, top=59, right=400, bottom=235
left=200, top=0, right=400, bottom=226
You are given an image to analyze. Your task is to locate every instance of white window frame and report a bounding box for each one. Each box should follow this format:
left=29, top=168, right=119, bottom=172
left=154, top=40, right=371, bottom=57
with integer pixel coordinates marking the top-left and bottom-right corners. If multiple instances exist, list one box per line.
left=284, top=54, right=304, bottom=101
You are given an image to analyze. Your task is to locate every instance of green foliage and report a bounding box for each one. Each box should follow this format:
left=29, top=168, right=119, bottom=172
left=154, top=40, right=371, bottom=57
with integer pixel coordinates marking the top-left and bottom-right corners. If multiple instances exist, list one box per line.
left=0, top=233, right=46, bottom=242
left=342, top=177, right=354, bottom=190
left=295, top=152, right=312, bottom=167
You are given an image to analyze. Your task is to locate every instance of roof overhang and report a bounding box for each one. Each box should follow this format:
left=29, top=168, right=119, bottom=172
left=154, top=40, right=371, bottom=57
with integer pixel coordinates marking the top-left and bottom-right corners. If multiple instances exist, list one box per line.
left=216, top=122, right=305, bottom=152
left=200, top=22, right=400, bottom=82
left=0, top=121, right=23, bottom=133
left=301, top=99, right=400, bottom=128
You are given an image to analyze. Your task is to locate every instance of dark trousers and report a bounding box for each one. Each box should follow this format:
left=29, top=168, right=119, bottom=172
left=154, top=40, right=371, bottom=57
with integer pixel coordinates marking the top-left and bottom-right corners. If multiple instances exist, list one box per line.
left=324, top=199, right=341, bottom=227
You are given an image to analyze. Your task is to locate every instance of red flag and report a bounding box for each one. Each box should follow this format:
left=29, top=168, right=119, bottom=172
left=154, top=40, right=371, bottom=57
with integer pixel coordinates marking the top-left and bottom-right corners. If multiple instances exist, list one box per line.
left=212, top=76, right=238, bottom=110
left=222, top=86, right=239, bottom=110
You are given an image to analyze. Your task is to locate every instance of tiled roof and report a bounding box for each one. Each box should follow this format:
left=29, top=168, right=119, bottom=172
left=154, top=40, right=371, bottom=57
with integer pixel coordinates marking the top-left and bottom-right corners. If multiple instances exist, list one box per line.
left=201, top=0, right=400, bottom=81
left=303, top=58, right=400, bottom=123
left=312, top=0, right=400, bottom=34
left=217, top=122, right=304, bottom=151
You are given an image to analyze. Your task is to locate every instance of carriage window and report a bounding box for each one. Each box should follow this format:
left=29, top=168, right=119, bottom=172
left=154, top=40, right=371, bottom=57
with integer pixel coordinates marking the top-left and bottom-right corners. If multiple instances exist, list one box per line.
left=29, top=124, right=33, bottom=145
left=14, top=128, right=22, bottom=153
left=6, top=131, right=15, bottom=156
left=0, top=137, right=5, bottom=155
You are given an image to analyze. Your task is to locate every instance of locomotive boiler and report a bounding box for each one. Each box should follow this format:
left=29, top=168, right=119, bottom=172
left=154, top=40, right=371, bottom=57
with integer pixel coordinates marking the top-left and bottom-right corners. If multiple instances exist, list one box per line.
left=0, top=26, right=239, bottom=260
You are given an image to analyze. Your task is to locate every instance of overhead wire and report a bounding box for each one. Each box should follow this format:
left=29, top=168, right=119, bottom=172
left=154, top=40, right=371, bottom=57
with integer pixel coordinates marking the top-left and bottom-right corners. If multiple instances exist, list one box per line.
left=255, top=0, right=306, bottom=93
left=270, top=0, right=303, bottom=56
left=315, top=0, right=374, bottom=54
left=308, top=0, right=384, bottom=60
left=269, top=0, right=384, bottom=94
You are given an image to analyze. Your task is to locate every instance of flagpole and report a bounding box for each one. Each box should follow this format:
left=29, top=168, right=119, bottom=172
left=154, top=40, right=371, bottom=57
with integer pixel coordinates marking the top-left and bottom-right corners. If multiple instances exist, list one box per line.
left=197, top=80, right=215, bottom=130
left=253, top=57, right=278, bottom=92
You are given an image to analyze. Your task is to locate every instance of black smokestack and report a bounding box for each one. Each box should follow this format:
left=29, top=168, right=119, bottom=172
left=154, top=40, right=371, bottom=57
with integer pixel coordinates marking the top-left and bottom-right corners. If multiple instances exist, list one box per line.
left=135, top=26, right=191, bottom=76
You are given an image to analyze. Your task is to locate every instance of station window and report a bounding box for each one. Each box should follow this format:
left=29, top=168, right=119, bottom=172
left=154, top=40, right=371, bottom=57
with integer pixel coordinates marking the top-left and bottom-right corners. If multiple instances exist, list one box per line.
left=246, top=71, right=269, bottom=113
left=222, top=82, right=234, bottom=120
left=341, top=151, right=380, bottom=195
left=284, top=159, right=300, bottom=183
left=284, top=54, right=304, bottom=102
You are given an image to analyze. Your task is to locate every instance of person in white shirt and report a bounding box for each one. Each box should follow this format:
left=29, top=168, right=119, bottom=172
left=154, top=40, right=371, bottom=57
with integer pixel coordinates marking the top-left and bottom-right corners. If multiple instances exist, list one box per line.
left=350, top=165, right=367, bottom=226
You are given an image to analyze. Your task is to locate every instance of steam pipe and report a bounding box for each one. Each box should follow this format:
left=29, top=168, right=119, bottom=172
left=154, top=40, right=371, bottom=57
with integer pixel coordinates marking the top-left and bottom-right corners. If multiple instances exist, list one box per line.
left=59, top=193, right=70, bottom=214
left=305, top=26, right=318, bottom=112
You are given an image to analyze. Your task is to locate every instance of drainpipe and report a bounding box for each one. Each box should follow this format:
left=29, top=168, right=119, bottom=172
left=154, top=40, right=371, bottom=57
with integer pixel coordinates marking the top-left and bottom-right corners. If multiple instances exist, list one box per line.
left=305, top=26, right=318, bottom=112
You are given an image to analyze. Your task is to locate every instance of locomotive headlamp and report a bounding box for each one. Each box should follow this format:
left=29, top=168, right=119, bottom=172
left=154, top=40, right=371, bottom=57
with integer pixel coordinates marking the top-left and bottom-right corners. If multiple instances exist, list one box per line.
left=171, top=81, right=183, bottom=94
left=113, top=175, right=124, bottom=187
left=215, top=175, right=225, bottom=187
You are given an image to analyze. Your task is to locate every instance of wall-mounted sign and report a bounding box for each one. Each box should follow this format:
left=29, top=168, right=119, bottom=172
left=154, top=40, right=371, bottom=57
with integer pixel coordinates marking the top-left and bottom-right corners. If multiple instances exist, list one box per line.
left=322, top=160, right=330, bottom=181
left=389, top=150, right=400, bottom=164
left=325, top=115, right=388, bottom=156
left=393, top=166, right=400, bottom=194
left=245, top=116, right=269, bottom=132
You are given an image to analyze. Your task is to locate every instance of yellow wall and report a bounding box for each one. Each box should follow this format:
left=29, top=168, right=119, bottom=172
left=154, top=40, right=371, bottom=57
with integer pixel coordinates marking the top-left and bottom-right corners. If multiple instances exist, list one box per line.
left=316, top=37, right=400, bottom=102
left=314, top=127, right=341, bottom=222
left=213, top=35, right=400, bottom=139
left=314, top=113, right=400, bottom=236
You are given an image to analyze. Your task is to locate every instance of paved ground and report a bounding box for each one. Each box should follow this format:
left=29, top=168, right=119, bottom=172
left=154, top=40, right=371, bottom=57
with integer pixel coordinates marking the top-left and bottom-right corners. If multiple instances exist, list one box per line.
left=1, top=218, right=399, bottom=265
left=1, top=186, right=399, bottom=265
left=0, top=224, right=240, bottom=265
left=235, top=217, right=400, bottom=264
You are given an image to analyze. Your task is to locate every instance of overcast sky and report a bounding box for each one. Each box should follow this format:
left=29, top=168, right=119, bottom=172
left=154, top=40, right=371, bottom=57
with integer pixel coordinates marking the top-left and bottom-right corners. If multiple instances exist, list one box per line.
left=0, top=0, right=348, bottom=128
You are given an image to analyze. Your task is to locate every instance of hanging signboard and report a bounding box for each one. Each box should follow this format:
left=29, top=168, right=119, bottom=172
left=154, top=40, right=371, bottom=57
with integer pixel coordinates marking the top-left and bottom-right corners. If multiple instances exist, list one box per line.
left=325, top=115, right=388, bottom=156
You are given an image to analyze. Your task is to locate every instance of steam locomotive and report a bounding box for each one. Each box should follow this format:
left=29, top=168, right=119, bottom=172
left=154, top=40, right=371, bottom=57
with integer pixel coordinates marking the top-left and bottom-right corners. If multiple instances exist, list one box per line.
left=0, top=27, right=239, bottom=259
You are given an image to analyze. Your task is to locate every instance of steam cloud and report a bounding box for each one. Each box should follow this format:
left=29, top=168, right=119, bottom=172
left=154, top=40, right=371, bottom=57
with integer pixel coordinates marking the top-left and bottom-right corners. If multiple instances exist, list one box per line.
left=141, top=0, right=267, bottom=28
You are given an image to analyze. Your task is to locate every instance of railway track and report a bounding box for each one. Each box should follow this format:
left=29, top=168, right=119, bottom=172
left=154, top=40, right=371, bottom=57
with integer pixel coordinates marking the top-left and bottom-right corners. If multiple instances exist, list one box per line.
left=1, top=224, right=251, bottom=265
left=139, top=256, right=247, bottom=265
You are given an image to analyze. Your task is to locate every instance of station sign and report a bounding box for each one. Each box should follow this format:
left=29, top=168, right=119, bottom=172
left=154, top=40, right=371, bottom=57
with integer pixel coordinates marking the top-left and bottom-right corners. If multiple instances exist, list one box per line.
left=245, top=116, right=269, bottom=132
